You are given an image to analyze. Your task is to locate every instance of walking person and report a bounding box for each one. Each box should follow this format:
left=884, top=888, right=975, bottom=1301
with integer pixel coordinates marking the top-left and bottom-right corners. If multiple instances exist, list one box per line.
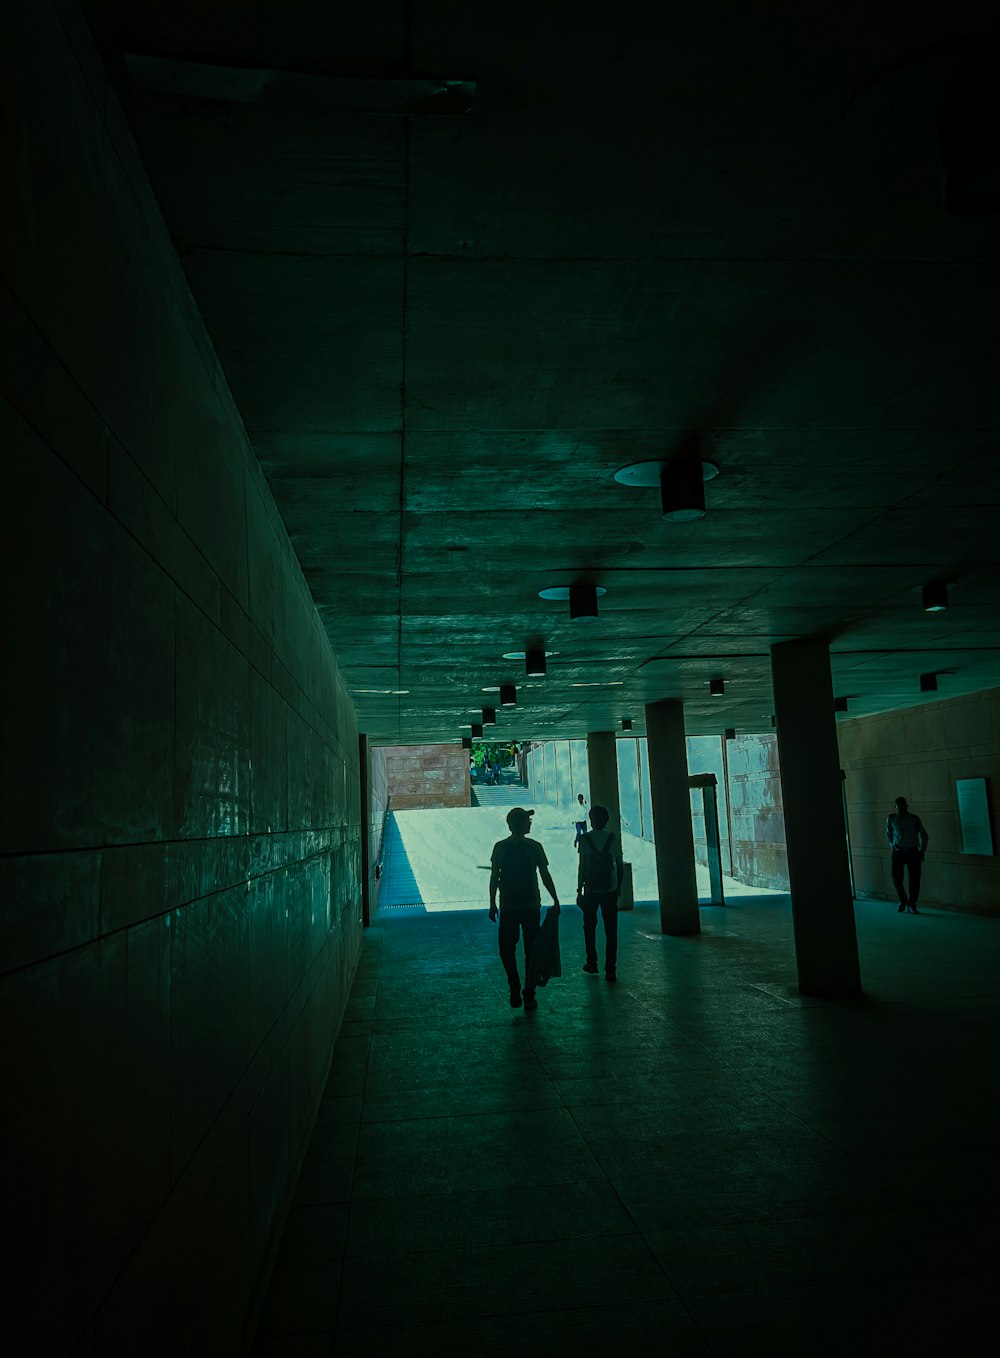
left=573, top=792, right=588, bottom=846
left=489, top=808, right=560, bottom=1010
left=885, top=795, right=929, bottom=914
left=577, top=805, right=624, bottom=981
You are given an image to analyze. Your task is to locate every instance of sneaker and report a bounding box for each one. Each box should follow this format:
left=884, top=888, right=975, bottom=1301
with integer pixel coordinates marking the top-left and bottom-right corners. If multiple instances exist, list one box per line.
left=523, top=992, right=538, bottom=1011
left=908, top=906, right=920, bottom=914
left=606, top=970, right=617, bottom=983
left=897, top=903, right=906, bottom=912
left=509, top=987, right=523, bottom=1008
left=582, top=961, right=599, bottom=975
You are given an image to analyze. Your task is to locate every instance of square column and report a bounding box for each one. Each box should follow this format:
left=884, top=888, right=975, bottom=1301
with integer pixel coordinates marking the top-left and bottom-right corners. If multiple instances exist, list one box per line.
left=771, top=639, right=861, bottom=997
left=587, top=729, right=632, bottom=909
left=586, top=730, right=622, bottom=836
left=645, top=699, right=700, bottom=935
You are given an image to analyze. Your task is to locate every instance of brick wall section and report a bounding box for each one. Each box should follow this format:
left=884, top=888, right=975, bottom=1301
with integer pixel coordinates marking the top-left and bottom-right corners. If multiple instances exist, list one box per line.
left=381, top=744, right=471, bottom=810
left=839, top=688, right=1000, bottom=917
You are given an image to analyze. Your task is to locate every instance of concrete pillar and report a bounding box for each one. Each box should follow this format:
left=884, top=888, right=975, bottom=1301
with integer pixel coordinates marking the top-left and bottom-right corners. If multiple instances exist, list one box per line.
left=587, top=728, right=631, bottom=909
left=771, top=639, right=861, bottom=997
left=586, top=731, right=622, bottom=836
left=645, top=700, right=700, bottom=935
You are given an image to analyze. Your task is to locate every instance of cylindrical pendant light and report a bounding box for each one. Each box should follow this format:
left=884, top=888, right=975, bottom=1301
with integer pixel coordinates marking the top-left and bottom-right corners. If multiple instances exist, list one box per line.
left=834, top=697, right=849, bottom=713
left=500, top=683, right=517, bottom=707
left=471, top=722, right=483, bottom=738
left=621, top=718, right=633, bottom=731
left=461, top=737, right=472, bottom=749
left=709, top=677, right=725, bottom=697
left=922, top=581, right=948, bottom=612
left=724, top=727, right=736, bottom=740
left=569, top=583, right=599, bottom=621
left=660, top=459, right=706, bottom=522
left=525, top=649, right=547, bottom=677
left=482, top=706, right=496, bottom=726
left=920, top=672, right=938, bottom=692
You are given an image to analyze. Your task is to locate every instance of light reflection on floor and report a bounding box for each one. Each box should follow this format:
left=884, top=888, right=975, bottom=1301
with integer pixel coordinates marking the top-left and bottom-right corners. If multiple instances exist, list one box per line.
left=378, top=804, right=777, bottom=913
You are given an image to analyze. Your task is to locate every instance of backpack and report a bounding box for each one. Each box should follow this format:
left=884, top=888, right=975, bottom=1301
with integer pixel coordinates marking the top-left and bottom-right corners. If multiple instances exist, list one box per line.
left=581, top=833, right=617, bottom=893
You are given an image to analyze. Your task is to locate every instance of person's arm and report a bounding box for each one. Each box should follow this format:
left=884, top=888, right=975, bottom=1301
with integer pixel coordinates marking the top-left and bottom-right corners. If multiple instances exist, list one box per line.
left=917, top=817, right=929, bottom=856
left=576, top=837, right=585, bottom=899
left=614, top=833, right=625, bottom=896
left=885, top=815, right=894, bottom=848
left=539, top=864, right=560, bottom=911
left=489, top=847, right=501, bottom=921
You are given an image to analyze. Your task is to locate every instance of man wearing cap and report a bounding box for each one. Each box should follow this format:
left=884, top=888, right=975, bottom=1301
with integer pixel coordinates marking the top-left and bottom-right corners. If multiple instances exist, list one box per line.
left=489, top=807, right=560, bottom=1010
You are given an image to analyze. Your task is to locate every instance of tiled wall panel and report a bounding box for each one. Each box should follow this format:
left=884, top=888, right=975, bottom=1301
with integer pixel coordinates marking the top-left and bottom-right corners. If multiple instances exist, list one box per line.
left=0, top=3, right=362, bottom=1350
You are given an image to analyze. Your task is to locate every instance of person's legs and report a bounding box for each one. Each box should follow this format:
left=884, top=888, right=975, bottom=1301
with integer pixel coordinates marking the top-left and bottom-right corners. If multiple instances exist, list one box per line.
left=599, top=893, right=618, bottom=975
left=891, top=850, right=908, bottom=908
left=582, top=903, right=599, bottom=970
left=906, top=849, right=922, bottom=909
left=498, top=911, right=523, bottom=1000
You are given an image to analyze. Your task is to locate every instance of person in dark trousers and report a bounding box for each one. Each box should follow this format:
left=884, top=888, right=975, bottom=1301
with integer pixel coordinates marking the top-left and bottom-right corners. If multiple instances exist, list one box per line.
left=489, top=807, right=560, bottom=1010
left=885, top=795, right=929, bottom=914
left=577, top=805, right=624, bottom=981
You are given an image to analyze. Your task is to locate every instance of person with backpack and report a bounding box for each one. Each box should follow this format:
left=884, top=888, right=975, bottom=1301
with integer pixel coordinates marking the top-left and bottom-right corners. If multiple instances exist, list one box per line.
left=489, top=807, right=561, bottom=1010
left=576, top=805, right=624, bottom=982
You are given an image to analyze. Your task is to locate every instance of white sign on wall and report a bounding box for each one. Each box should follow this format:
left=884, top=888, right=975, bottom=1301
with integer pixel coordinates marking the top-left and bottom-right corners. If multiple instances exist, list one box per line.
left=956, top=778, right=995, bottom=856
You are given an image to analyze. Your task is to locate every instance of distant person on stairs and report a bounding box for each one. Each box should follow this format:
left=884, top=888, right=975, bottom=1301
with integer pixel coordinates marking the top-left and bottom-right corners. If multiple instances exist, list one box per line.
left=489, top=807, right=560, bottom=1011
left=577, top=806, right=624, bottom=981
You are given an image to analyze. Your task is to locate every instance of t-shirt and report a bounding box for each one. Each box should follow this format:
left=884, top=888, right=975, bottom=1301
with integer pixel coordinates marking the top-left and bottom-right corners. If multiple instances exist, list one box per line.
left=491, top=835, right=549, bottom=910
left=885, top=812, right=928, bottom=852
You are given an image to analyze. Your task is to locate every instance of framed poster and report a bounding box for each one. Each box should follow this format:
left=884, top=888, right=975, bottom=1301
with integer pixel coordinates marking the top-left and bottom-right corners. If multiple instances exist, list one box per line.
left=956, top=778, right=995, bottom=856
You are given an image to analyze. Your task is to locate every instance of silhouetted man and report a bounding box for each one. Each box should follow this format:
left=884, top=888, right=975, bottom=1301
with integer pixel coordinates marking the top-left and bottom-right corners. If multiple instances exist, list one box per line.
left=885, top=796, right=929, bottom=914
left=489, top=807, right=560, bottom=1010
left=576, top=805, right=624, bottom=981
left=574, top=792, right=588, bottom=846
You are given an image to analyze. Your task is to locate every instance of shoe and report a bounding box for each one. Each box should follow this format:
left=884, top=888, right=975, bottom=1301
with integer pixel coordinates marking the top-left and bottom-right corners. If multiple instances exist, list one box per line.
left=523, top=992, right=538, bottom=1011
left=509, top=987, right=523, bottom=1008
left=582, top=961, right=599, bottom=975
left=908, top=906, right=920, bottom=914
left=606, top=970, right=617, bottom=983
left=897, top=903, right=906, bottom=912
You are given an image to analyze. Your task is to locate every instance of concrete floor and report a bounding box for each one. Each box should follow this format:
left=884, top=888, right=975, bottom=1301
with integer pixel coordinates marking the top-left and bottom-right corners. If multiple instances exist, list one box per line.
left=252, top=888, right=1000, bottom=1355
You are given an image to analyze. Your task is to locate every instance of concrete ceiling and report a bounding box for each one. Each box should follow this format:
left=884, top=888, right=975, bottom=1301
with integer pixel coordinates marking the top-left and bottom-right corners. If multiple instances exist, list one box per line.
left=84, top=0, right=1000, bottom=744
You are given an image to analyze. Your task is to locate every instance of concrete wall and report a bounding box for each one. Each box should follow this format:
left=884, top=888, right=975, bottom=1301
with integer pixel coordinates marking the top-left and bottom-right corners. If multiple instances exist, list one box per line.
left=725, top=734, right=788, bottom=890
left=839, top=688, right=1000, bottom=916
left=379, top=743, right=470, bottom=810
left=0, top=3, right=362, bottom=1350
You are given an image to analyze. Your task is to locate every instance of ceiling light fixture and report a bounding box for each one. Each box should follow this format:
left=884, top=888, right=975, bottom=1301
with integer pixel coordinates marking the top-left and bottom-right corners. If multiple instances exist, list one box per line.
left=621, top=718, right=633, bottom=731
left=482, top=706, right=497, bottom=726
left=570, top=681, right=624, bottom=688
left=920, top=672, right=938, bottom=692
left=709, top=677, right=725, bottom=697
left=724, top=727, right=736, bottom=740
left=500, top=684, right=517, bottom=707
left=834, top=696, right=849, bottom=713
left=614, top=453, right=720, bottom=523
left=922, top=581, right=949, bottom=612
left=471, top=722, right=483, bottom=738
left=462, top=737, right=472, bottom=749
left=538, top=584, right=606, bottom=621
left=526, top=648, right=547, bottom=677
